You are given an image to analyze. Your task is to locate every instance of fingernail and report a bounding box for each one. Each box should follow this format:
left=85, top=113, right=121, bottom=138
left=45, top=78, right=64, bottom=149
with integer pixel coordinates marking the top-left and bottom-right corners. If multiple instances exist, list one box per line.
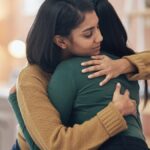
left=117, top=82, right=120, bottom=86
left=82, top=69, right=86, bottom=73
left=99, top=82, right=103, bottom=86
left=81, top=63, right=85, bottom=66
left=126, top=89, right=129, bottom=94
left=88, top=75, right=92, bottom=78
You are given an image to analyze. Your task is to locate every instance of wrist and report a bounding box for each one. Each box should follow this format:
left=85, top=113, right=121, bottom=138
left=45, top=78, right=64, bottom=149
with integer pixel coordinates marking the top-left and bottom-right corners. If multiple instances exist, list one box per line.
left=118, top=58, right=136, bottom=74
left=112, top=101, right=124, bottom=116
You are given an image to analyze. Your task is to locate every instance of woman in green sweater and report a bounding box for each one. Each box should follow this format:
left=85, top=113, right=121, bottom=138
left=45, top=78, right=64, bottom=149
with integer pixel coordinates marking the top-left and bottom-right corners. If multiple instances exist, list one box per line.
left=47, top=0, right=149, bottom=150
left=9, top=0, right=149, bottom=149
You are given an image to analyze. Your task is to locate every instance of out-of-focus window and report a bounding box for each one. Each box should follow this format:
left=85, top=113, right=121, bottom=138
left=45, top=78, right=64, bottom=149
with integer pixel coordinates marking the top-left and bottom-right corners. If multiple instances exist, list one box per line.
left=22, top=0, right=44, bottom=16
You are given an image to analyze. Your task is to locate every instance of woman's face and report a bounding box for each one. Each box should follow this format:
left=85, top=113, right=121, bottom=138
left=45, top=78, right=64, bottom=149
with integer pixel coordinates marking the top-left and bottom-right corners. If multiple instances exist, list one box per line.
left=66, top=11, right=103, bottom=56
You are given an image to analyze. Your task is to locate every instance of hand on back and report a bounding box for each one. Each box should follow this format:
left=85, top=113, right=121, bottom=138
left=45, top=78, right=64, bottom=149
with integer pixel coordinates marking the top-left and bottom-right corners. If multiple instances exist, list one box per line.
left=81, top=55, right=134, bottom=86
left=112, top=83, right=137, bottom=116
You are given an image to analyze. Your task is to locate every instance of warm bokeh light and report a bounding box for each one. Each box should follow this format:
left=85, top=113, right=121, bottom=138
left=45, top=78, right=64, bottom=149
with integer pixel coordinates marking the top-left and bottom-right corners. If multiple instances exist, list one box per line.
left=8, top=40, right=26, bottom=59
left=0, top=1, right=9, bottom=20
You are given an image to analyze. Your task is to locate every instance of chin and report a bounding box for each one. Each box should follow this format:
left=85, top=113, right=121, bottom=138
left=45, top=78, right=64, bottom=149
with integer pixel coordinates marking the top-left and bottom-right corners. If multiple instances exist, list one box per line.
left=93, top=51, right=100, bottom=56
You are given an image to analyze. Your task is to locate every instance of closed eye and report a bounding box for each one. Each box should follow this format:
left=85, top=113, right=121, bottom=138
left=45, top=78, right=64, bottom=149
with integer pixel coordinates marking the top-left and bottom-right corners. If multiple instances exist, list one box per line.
left=83, top=31, right=93, bottom=38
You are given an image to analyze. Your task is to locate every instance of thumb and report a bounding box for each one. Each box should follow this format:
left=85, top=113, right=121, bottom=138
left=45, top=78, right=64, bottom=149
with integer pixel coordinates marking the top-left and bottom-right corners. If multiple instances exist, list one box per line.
left=124, top=89, right=130, bottom=97
left=114, top=83, right=121, bottom=95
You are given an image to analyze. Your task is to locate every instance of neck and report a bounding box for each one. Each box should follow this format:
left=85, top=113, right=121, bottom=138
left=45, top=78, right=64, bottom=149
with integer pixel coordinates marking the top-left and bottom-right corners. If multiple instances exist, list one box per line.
left=62, top=50, right=73, bottom=60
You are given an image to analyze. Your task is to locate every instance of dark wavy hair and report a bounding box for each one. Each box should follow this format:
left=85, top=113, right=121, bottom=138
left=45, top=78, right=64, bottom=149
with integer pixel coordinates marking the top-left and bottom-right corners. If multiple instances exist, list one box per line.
left=95, top=0, right=135, bottom=57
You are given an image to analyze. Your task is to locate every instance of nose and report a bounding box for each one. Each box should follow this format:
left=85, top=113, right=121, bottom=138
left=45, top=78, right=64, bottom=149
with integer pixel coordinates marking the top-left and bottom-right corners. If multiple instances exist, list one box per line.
left=94, top=28, right=103, bottom=44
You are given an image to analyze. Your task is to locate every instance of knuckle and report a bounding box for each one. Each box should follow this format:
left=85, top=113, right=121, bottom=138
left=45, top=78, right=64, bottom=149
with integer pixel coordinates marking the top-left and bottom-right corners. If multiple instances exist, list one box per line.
left=96, top=55, right=100, bottom=59
left=105, top=69, right=109, bottom=74
left=108, top=74, right=112, bottom=78
left=92, top=74, right=97, bottom=78
left=88, top=61, right=92, bottom=65
left=96, top=65, right=100, bottom=70
left=87, top=67, right=92, bottom=71
left=94, top=60, right=97, bottom=64
left=94, top=73, right=99, bottom=77
left=86, top=68, right=89, bottom=72
left=97, top=71, right=101, bottom=76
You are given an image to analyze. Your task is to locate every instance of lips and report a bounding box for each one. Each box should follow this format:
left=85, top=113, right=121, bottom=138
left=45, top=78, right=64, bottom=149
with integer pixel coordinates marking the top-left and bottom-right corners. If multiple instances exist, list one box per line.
left=93, top=45, right=100, bottom=50
left=92, top=45, right=100, bottom=55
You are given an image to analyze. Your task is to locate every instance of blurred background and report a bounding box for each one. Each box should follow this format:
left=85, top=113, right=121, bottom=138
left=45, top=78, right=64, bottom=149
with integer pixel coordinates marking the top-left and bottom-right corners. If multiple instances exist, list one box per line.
left=0, top=0, right=150, bottom=150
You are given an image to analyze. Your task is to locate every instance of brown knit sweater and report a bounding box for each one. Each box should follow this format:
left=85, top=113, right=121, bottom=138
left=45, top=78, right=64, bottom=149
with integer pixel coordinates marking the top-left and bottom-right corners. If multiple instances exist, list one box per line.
left=16, top=51, right=150, bottom=150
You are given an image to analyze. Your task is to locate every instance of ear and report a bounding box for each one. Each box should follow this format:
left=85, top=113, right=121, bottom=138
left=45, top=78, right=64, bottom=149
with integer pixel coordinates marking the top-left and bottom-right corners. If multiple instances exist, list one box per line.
left=53, top=35, right=68, bottom=49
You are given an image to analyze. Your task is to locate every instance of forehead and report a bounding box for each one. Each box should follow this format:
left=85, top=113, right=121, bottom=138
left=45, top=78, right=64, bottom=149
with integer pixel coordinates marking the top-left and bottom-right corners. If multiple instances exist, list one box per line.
left=76, top=11, right=99, bottom=31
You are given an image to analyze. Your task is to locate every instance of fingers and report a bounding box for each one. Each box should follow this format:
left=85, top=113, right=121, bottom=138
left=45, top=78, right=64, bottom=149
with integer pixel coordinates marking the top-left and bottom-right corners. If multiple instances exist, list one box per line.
left=81, top=55, right=106, bottom=66
left=114, top=83, right=121, bottom=95
left=91, top=55, right=105, bottom=60
left=99, top=74, right=111, bottom=86
left=124, top=89, right=130, bottom=97
left=82, top=65, right=102, bottom=73
left=88, top=70, right=107, bottom=79
left=81, top=60, right=101, bottom=66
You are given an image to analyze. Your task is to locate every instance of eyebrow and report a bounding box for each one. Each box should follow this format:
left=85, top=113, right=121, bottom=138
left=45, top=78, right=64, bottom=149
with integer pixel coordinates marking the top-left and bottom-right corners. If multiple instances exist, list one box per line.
left=82, top=27, right=95, bottom=33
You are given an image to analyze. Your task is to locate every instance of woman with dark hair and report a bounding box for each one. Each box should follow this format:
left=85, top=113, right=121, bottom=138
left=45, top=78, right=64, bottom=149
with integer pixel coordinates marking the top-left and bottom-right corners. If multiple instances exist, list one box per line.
left=9, top=0, right=150, bottom=150
left=46, top=1, right=149, bottom=150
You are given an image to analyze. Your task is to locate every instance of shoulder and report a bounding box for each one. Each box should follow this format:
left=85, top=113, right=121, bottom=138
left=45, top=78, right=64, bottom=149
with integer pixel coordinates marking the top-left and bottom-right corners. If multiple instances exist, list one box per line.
left=18, top=64, right=50, bottom=86
left=51, top=57, right=92, bottom=85
left=102, top=51, right=119, bottom=59
left=56, top=57, right=90, bottom=72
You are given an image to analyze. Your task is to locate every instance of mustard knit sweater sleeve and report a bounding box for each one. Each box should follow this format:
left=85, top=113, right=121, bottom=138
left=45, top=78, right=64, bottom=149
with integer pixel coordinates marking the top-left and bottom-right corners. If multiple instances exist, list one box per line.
left=124, top=51, right=150, bottom=80
left=17, top=65, right=127, bottom=150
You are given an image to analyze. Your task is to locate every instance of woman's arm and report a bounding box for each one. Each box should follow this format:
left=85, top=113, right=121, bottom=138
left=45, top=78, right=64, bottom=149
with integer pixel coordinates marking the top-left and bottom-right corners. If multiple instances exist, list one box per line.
left=15, top=65, right=126, bottom=150
left=14, top=65, right=135, bottom=150
left=123, top=51, right=150, bottom=80
left=81, top=51, right=150, bottom=85
left=8, top=93, right=39, bottom=150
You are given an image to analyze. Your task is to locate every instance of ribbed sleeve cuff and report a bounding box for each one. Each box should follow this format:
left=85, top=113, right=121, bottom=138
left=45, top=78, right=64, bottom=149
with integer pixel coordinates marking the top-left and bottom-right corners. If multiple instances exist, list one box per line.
left=96, top=103, right=127, bottom=137
left=17, top=128, right=30, bottom=150
left=123, top=55, right=147, bottom=80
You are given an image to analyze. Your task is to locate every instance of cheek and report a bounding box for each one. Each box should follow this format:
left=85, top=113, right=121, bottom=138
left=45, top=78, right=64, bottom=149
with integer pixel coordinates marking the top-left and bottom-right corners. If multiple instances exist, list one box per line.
left=73, top=38, right=93, bottom=50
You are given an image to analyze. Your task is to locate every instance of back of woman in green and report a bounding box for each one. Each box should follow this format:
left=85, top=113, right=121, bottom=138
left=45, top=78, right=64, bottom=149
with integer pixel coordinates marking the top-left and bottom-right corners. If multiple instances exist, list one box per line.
left=48, top=53, right=144, bottom=142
